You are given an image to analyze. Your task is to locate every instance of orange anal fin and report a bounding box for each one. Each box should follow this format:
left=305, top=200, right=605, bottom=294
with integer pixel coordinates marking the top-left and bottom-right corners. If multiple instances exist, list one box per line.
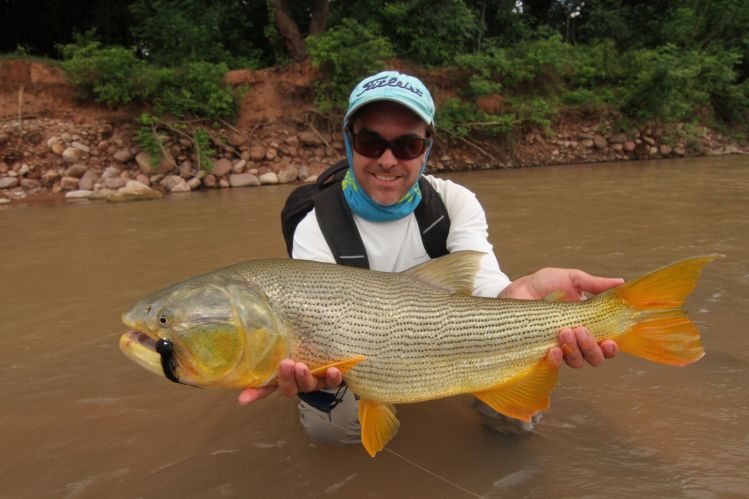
left=618, top=315, right=704, bottom=366
left=473, top=358, right=559, bottom=422
left=358, top=399, right=400, bottom=457
left=309, top=355, right=366, bottom=378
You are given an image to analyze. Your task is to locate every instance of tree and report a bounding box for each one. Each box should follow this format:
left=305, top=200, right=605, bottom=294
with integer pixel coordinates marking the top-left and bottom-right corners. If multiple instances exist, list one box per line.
left=129, top=0, right=266, bottom=68
left=267, top=0, right=330, bottom=61
left=328, top=0, right=479, bottom=65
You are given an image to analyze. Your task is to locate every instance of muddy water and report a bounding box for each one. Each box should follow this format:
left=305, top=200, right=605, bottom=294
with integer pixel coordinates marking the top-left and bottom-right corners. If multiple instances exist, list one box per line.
left=1, top=156, right=747, bottom=498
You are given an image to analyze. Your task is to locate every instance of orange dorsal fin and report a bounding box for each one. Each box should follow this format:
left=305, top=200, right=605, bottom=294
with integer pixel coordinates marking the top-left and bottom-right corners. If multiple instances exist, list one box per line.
left=309, top=355, right=366, bottom=378
left=613, top=255, right=721, bottom=366
left=358, top=399, right=400, bottom=457
left=472, top=358, right=559, bottom=422
left=402, top=250, right=484, bottom=295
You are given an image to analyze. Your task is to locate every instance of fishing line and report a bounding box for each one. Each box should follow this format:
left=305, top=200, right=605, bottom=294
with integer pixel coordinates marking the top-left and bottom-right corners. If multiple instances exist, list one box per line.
left=382, top=447, right=485, bottom=499
left=326, top=420, right=484, bottom=498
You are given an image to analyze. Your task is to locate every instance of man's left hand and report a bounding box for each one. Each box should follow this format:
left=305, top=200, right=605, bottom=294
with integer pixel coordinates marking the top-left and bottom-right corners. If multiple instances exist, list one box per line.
left=499, top=267, right=623, bottom=368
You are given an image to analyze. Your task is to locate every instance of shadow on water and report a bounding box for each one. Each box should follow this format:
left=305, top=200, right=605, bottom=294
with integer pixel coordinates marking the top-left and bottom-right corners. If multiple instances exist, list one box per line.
left=1, top=156, right=747, bottom=498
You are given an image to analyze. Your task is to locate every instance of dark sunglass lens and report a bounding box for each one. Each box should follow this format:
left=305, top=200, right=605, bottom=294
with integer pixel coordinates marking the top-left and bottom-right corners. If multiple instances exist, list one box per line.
left=392, top=138, right=426, bottom=160
left=353, top=134, right=386, bottom=158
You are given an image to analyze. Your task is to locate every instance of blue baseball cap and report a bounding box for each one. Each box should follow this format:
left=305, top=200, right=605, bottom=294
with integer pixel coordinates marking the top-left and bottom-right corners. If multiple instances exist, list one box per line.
left=344, top=71, right=435, bottom=127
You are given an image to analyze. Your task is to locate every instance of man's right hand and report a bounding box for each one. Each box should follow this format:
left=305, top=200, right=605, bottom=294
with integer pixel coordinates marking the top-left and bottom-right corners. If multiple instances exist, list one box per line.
left=237, top=359, right=343, bottom=406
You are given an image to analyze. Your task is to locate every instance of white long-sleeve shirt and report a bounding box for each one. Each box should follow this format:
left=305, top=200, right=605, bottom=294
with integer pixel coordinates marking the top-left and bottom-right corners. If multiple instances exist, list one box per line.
left=292, top=175, right=510, bottom=297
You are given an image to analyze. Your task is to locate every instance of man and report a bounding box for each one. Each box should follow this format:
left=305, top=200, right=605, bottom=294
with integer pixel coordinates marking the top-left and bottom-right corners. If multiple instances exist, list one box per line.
left=239, top=71, right=621, bottom=442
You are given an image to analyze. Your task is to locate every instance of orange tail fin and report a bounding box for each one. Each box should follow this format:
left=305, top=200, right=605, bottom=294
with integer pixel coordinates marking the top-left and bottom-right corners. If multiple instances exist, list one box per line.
left=614, top=255, right=721, bottom=366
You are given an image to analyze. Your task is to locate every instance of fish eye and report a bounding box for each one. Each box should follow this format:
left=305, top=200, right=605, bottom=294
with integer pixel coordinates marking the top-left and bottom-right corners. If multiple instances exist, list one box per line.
left=157, top=310, right=173, bottom=328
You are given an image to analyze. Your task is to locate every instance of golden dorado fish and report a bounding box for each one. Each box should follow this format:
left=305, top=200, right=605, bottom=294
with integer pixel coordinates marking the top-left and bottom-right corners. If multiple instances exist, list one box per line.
left=120, top=252, right=718, bottom=456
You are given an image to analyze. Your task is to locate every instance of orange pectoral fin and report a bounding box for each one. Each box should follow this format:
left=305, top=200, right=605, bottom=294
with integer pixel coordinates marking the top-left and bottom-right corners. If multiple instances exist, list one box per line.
left=473, top=358, right=560, bottom=422
left=358, top=399, right=400, bottom=457
left=308, top=355, right=367, bottom=378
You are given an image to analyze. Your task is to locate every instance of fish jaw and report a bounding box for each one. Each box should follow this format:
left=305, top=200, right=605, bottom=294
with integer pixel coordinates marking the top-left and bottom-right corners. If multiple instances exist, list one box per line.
left=119, top=330, right=165, bottom=378
left=120, top=303, right=175, bottom=380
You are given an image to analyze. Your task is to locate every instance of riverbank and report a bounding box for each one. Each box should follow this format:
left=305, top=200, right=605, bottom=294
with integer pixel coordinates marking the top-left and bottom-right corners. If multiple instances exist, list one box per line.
left=1, top=59, right=747, bottom=205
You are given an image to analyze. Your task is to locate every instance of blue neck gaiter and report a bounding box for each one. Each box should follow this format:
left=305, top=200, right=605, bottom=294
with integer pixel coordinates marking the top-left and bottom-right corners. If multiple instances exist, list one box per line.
left=341, top=131, right=432, bottom=222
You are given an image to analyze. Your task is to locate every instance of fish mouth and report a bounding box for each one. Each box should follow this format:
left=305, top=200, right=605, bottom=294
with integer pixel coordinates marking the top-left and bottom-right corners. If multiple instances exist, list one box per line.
left=120, top=330, right=195, bottom=386
left=119, top=330, right=164, bottom=377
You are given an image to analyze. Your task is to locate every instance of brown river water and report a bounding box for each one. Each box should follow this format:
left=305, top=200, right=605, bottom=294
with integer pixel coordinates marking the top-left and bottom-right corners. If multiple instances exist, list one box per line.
left=1, top=156, right=747, bottom=498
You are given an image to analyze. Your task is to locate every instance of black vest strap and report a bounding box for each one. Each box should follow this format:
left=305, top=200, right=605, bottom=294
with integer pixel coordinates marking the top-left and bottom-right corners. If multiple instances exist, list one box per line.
left=315, top=182, right=371, bottom=269
left=415, top=177, right=450, bottom=259
left=313, top=171, right=450, bottom=268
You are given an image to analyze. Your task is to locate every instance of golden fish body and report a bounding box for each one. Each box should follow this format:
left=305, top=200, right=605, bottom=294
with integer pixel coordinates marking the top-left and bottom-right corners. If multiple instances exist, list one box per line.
left=244, top=258, right=625, bottom=403
left=120, top=252, right=716, bottom=456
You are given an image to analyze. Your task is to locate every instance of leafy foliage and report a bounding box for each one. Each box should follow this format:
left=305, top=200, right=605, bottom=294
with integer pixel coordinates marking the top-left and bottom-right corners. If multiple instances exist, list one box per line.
left=135, top=113, right=216, bottom=171
left=59, top=32, right=239, bottom=120
left=329, top=0, right=479, bottom=66
left=129, top=0, right=264, bottom=68
left=617, top=45, right=745, bottom=123
left=59, top=31, right=158, bottom=106
left=134, top=113, right=162, bottom=161
left=437, top=98, right=514, bottom=139
left=7, top=0, right=749, bottom=132
left=380, top=0, right=479, bottom=65
left=155, top=61, right=237, bottom=120
left=307, top=19, right=394, bottom=114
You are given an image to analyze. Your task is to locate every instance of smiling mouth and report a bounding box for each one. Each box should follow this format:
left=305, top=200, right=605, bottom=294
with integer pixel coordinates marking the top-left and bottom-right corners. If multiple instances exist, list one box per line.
left=374, top=174, right=399, bottom=182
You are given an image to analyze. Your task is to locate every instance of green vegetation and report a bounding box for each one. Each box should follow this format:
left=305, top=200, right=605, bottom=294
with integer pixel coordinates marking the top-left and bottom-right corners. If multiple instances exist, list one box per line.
left=1, top=0, right=747, bottom=138
left=307, top=19, right=394, bottom=114
left=129, top=0, right=262, bottom=69
left=135, top=113, right=216, bottom=172
left=59, top=32, right=156, bottom=106
left=59, top=31, right=240, bottom=120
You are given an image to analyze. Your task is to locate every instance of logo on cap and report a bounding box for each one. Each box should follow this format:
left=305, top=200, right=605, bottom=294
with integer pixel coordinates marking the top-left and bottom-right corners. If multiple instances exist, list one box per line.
left=355, top=75, right=424, bottom=98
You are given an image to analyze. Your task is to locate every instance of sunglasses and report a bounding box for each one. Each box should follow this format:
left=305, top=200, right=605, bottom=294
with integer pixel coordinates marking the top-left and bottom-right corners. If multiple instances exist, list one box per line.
left=349, top=128, right=431, bottom=160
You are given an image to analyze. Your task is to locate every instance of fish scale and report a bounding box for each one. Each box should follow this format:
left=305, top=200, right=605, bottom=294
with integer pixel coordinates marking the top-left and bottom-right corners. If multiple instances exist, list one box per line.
left=229, top=258, right=630, bottom=403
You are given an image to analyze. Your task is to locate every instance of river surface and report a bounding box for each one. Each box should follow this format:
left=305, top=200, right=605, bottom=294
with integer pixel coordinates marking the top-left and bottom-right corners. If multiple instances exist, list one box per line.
left=1, top=156, right=747, bottom=498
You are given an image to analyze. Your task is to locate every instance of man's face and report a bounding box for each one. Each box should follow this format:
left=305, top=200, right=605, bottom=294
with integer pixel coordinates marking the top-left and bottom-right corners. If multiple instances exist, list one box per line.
left=350, top=102, right=429, bottom=206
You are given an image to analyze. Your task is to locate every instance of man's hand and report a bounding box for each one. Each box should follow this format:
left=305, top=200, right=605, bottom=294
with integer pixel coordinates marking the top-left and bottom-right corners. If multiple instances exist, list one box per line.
left=499, top=267, right=623, bottom=368
left=238, top=359, right=343, bottom=406
left=498, top=267, right=624, bottom=301
left=547, top=326, right=619, bottom=368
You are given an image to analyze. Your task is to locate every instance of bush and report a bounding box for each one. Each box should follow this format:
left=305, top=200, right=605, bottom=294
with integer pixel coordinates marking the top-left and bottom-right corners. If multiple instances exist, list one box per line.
left=60, top=32, right=239, bottom=121
left=508, top=97, right=557, bottom=131
left=154, top=61, right=237, bottom=120
left=617, top=44, right=745, bottom=123
left=454, top=35, right=577, bottom=98
left=307, top=19, right=394, bottom=114
left=566, top=41, right=623, bottom=89
left=501, top=34, right=576, bottom=93
left=328, top=0, right=479, bottom=66
left=59, top=31, right=161, bottom=106
left=437, top=98, right=514, bottom=139
left=380, top=0, right=479, bottom=66
left=454, top=48, right=509, bottom=99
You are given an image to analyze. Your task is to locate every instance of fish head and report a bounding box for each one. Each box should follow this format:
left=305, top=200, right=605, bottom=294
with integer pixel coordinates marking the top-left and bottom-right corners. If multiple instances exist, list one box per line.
left=120, top=271, right=288, bottom=389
